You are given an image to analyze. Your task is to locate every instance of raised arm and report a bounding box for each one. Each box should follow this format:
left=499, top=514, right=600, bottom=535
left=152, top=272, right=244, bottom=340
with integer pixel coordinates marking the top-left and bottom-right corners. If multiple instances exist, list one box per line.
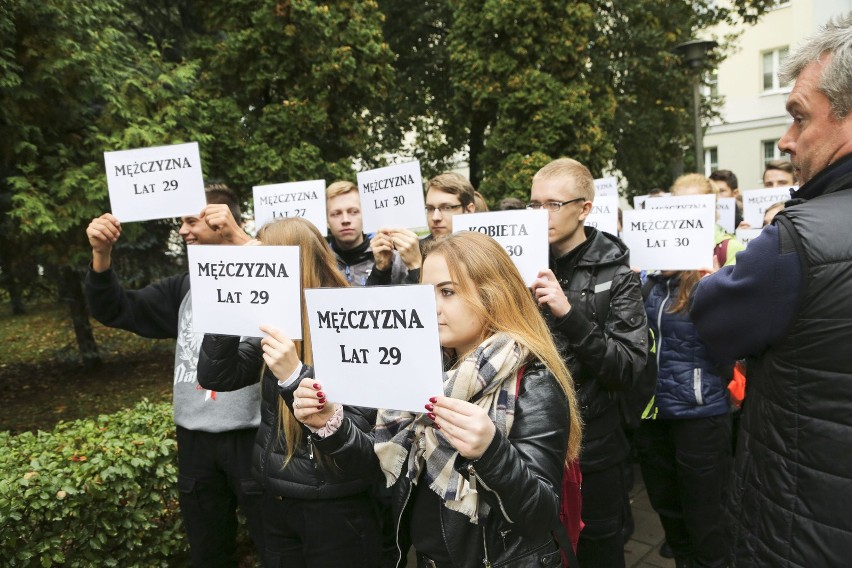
left=197, top=334, right=264, bottom=392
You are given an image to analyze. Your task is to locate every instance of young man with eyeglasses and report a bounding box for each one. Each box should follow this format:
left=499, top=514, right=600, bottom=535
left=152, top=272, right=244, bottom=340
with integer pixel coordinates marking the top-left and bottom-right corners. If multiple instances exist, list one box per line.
left=421, top=172, right=476, bottom=251
left=365, top=172, right=476, bottom=284
left=529, top=158, right=649, bottom=568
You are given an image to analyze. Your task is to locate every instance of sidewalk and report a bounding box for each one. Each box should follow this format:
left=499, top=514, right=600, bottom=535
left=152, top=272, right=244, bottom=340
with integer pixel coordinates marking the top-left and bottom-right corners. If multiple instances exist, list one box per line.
left=626, top=464, right=674, bottom=568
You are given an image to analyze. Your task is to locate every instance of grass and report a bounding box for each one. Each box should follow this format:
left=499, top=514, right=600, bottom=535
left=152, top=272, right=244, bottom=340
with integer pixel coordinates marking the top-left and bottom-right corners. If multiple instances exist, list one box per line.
left=0, top=300, right=174, bottom=433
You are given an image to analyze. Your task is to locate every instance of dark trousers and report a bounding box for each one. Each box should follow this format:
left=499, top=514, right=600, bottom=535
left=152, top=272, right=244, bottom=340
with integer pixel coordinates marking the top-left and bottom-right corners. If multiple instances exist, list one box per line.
left=176, top=426, right=265, bottom=568
left=261, top=492, right=382, bottom=568
left=577, top=463, right=626, bottom=568
left=636, top=414, right=732, bottom=568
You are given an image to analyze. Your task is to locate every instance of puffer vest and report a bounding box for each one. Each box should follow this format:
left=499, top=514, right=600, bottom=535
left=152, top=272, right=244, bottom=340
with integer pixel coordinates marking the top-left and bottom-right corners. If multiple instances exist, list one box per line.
left=728, top=181, right=852, bottom=567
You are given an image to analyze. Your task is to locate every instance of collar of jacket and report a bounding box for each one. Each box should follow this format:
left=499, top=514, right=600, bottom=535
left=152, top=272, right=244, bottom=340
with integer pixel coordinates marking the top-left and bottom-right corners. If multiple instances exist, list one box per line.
left=792, top=152, right=852, bottom=202
left=552, top=226, right=630, bottom=270
left=329, top=234, right=372, bottom=265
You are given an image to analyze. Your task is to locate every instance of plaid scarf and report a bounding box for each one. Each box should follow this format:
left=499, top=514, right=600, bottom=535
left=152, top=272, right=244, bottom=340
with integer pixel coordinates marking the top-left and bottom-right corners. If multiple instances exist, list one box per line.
left=374, top=333, right=525, bottom=521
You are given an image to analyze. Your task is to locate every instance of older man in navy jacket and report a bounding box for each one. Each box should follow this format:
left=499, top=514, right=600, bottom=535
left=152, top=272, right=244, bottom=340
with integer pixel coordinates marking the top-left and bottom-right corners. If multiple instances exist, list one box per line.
left=690, top=14, right=852, bottom=567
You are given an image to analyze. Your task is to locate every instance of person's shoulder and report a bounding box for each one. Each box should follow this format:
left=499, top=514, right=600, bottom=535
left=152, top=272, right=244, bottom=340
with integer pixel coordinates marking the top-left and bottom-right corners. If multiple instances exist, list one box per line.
left=583, top=230, right=630, bottom=267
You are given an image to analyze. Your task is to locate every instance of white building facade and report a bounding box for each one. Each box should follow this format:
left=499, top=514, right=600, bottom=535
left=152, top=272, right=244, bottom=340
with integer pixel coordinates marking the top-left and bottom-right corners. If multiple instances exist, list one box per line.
left=704, top=0, right=852, bottom=189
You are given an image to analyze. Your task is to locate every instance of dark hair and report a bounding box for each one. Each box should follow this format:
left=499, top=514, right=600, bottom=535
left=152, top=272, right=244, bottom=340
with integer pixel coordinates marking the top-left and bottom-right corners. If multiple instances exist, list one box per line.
left=499, top=197, right=526, bottom=210
left=204, top=183, right=242, bottom=224
left=709, top=169, right=739, bottom=190
left=426, top=172, right=476, bottom=209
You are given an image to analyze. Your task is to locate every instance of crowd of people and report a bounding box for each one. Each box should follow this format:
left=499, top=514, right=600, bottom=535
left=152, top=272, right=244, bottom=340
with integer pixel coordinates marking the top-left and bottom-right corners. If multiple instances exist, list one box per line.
left=81, top=15, right=852, bottom=568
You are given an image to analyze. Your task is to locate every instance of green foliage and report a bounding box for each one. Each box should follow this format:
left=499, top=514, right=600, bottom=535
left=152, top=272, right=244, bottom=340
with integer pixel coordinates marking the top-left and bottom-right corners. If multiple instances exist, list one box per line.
left=1, top=0, right=194, bottom=321
left=0, top=400, right=183, bottom=566
left=480, top=152, right=553, bottom=201
left=444, top=0, right=616, bottom=200
left=592, top=0, right=773, bottom=195
left=190, top=0, right=396, bottom=191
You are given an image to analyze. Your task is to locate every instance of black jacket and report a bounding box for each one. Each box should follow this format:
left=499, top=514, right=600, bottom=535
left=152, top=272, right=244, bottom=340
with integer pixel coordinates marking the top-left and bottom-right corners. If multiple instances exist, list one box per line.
left=196, top=335, right=376, bottom=499
left=723, top=156, right=852, bottom=567
left=547, top=227, right=648, bottom=471
left=317, top=362, right=570, bottom=568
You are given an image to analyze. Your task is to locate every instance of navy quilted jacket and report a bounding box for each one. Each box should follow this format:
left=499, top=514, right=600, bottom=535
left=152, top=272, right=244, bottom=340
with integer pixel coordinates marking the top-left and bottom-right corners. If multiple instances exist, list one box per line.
left=645, top=274, right=730, bottom=419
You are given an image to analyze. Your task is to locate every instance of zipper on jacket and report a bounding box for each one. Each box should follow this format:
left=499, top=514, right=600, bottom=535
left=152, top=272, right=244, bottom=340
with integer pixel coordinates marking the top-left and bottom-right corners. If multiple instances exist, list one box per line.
left=482, top=525, right=492, bottom=567
left=306, top=434, right=314, bottom=459
left=693, top=368, right=704, bottom=405
left=394, top=483, right=414, bottom=568
left=466, top=464, right=513, bottom=524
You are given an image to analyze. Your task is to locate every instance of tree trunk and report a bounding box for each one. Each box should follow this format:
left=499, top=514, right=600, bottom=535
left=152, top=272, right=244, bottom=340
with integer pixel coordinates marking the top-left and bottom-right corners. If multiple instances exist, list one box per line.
left=468, top=108, right=489, bottom=188
left=0, top=244, right=26, bottom=315
left=59, top=265, right=102, bottom=370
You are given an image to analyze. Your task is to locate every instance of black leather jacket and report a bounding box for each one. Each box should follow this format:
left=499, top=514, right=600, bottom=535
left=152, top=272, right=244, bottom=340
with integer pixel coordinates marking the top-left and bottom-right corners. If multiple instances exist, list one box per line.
left=547, top=227, right=648, bottom=471
left=316, top=362, right=570, bottom=567
left=196, top=335, right=376, bottom=499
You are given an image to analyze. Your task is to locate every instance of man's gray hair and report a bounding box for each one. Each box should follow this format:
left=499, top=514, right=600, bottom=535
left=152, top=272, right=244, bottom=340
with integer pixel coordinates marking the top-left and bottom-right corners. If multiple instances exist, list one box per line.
left=779, top=13, right=852, bottom=120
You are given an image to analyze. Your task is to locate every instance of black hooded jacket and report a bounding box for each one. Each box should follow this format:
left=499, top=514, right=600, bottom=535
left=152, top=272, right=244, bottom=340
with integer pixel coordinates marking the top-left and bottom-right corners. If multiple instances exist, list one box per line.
left=546, top=227, right=649, bottom=471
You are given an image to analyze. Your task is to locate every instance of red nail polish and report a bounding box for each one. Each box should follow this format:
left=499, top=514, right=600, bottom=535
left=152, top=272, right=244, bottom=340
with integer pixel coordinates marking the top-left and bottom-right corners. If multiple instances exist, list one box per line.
left=427, top=412, right=436, bottom=420
left=425, top=403, right=434, bottom=411
left=316, top=392, right=324, bottom=399
left=317, top=405, right=324, bottom=410
left=429, top=396, right=438, bottom=404
left=433, top=423, right=441, bottom=430
left=313, top=383, right=321, bottom=390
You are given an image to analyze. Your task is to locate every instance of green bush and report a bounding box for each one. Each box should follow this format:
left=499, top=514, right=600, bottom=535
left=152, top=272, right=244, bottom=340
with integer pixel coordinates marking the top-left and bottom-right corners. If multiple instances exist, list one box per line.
left=0, top=400, right=185, bottom=566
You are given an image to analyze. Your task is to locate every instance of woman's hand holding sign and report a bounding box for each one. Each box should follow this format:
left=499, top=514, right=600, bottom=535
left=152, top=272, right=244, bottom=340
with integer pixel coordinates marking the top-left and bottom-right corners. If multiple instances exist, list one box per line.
left=259, top=325, right=301, bottom=381
left=426, top=396, right=496, bottom=460
left=293, top=379, right=337, bottom=429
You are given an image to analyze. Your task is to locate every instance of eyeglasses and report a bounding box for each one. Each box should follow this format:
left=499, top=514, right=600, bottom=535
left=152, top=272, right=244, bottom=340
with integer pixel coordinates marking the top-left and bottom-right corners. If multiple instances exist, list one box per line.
left=526, top=197, right=585, bottom=212
left=425, top=204, right=464, bottom=214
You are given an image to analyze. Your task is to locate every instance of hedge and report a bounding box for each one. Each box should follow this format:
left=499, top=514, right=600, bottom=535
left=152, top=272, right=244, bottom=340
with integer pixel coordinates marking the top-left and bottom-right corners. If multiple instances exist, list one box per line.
left=0, top=400, right=186, bottom=566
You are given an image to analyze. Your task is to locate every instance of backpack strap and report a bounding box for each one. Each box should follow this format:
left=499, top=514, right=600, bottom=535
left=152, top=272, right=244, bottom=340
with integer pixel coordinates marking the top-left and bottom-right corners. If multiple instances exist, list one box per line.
left=515, top=366, right=581, bottom=568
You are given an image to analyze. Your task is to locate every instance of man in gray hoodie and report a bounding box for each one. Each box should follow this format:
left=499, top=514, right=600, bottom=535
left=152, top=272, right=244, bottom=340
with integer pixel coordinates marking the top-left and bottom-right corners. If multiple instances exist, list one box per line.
left=84, top=184, right=263, bottom=567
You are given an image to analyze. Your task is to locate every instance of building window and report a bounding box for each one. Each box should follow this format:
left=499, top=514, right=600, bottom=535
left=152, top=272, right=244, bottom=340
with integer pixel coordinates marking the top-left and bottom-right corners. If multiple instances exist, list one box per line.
left=763, top=139, right=783, bottom=166
left=762, top=47, right=789, bottom=91
left=705, top=147, right=718, bottom=177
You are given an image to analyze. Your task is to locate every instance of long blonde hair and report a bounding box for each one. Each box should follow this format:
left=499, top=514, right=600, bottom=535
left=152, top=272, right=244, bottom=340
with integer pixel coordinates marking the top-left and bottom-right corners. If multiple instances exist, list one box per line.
left=257, top=218, right=349, bottom=464
left=425, top=232, right=583, bottom=461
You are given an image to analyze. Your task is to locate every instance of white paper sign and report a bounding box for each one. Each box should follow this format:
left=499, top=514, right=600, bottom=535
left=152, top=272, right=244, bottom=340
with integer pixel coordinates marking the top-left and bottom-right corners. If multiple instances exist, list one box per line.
left=357, top=161, right=428, bottom=233
left=622, top=206, right=715, bottom=271
left=742, top=187, right=792, bottom=227
left=736, top=228, right=763, bottom=247
left=716, top=198, right=737, bottom=234
left=634, top=195, right=649, bottom=209
left=585, top=196, right=620, bottom=236
left=594, top=176, right=618, bottom=197
left=644, top=194, right=717, bottom=213
left=253, top=180, right=328, bottom=235
left=104, top=142, right=207, bottom=223
left=452, top=210, right=548, bottom=286
left=305, top=285, right=444, bottom=413
left=187, top=245, right=302, bottom=338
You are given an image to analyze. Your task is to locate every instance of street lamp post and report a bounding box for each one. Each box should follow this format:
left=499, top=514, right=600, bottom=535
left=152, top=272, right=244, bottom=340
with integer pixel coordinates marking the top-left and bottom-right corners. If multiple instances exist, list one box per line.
left=674, top=39, right=718, bottom=175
